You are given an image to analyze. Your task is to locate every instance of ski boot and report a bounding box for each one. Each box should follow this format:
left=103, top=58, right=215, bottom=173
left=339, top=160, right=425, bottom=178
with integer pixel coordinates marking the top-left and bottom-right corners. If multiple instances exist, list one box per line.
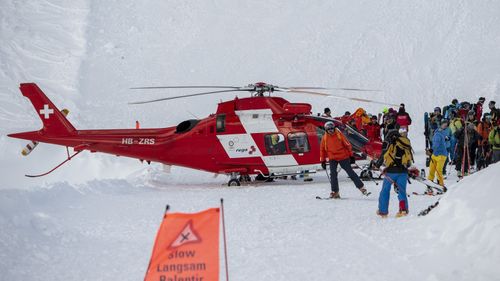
left=376, top=210, right=388, bottom=218
left=359, top=187, right=370, bottom=196
left=329, top=192, right=341, bottom=199
left=426, top=187, right=434, bottom=196
left=395, top=210, right=408, bottom=218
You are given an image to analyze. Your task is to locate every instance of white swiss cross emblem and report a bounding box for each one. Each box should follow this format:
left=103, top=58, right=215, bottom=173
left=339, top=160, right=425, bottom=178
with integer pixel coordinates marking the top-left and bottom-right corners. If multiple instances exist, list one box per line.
left=168, top=220, right=201, bottom=249
left=39, top=104, right=54, bottom=119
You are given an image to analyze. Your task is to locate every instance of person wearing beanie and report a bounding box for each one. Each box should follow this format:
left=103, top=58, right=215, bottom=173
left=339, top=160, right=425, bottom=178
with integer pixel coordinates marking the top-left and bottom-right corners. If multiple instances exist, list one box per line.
left=322, top=107, right=332, bottom=118
left=396, top=103, right=412, bottom=131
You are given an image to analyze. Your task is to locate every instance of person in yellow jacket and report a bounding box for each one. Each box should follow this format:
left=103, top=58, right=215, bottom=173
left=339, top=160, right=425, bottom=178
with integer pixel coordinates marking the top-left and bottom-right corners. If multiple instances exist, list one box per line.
left=320, top=122, right=368, bottom=199
left=489, top=119, right=500, bottom=163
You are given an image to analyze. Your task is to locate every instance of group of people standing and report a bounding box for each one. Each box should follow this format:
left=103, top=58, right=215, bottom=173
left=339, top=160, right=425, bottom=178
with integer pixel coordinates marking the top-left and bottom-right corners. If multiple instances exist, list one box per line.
left=425, top=98, right=500, bottom=185
left=319, top=104, right=415, bottom=218
left=321, top=103, right=413, bottom=144
left=319, top=98, right=499, bottom=218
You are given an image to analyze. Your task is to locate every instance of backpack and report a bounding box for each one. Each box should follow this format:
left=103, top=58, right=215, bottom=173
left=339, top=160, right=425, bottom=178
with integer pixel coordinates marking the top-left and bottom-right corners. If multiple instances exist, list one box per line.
left=384, top=136, right=414, bottom=168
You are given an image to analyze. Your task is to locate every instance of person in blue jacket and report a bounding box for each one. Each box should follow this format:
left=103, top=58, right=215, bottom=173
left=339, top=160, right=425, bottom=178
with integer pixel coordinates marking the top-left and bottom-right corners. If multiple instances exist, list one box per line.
left=428, top=119, right=449, bottom=191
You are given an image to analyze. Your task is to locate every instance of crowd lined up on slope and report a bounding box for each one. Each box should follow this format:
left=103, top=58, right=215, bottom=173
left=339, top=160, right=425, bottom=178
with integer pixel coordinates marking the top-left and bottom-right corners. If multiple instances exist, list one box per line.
left=424, top=98, right=500, bottom=186
left=317, top=99, right=499, bottom=217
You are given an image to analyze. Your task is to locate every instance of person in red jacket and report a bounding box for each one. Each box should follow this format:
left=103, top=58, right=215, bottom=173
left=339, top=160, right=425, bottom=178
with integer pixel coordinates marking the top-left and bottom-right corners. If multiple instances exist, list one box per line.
left=365, top=116, right=382, bottom=142
left=396, top=103, right=412, bottom=130
left=320, top=121, right=368, bottom=198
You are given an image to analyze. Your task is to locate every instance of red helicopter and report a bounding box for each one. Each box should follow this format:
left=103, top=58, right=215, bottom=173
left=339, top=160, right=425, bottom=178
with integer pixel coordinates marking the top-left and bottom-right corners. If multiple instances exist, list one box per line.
left=9, top=82, right=394, bottom=186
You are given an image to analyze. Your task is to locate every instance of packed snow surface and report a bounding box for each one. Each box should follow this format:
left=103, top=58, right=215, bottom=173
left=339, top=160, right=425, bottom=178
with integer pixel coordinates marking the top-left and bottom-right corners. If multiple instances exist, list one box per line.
left=1, top=0, right=500, bottom=280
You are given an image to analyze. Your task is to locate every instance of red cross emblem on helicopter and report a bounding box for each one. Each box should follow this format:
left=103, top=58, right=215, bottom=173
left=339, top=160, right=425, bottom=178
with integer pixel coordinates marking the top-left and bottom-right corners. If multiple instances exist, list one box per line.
left=249, top=146, right=256, bottom=155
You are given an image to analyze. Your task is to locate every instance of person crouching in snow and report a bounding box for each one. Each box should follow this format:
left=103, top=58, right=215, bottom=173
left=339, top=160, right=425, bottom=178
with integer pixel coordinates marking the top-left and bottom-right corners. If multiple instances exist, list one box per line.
left=320, top=121, right=368, bottom=199
left=376, top=128, right=414, bottom=217
left=427, top=119, right=449, bottom=193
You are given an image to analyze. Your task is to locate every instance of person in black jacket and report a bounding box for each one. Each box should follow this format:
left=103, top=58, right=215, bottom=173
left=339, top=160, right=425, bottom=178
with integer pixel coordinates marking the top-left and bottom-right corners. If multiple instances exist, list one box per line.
left=454, top=123, right=481, bottom=176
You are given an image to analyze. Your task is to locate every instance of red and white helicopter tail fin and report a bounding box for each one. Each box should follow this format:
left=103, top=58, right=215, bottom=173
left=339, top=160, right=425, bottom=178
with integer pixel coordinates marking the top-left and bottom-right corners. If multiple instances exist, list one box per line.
left=14, top=83, right=76, bottom=137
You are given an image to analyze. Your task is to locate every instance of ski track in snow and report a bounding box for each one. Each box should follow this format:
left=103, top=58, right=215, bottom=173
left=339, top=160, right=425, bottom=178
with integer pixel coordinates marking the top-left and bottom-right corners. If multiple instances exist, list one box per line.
left=1, top=0, right=500, bottom=280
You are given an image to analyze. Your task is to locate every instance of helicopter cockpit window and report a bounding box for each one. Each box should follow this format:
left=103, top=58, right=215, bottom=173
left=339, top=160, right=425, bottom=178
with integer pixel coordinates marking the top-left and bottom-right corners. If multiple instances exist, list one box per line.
left=264, top=133, right=286, bottom=155
left=316, top=127, right=325, bottom=145
left=288, top=132, right=310, bottom=153
left=216, top=114, right=226, bottom=133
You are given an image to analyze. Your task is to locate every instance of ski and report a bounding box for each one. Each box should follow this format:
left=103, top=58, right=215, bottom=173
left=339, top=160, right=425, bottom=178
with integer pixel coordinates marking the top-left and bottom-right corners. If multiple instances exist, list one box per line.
left=409, top=175, right=445, bottom=193
left=410, top=191, right=442, bottom=197
left=315, top=196, right=333, bottom=200
left=418, top=200, right=440, bottom=216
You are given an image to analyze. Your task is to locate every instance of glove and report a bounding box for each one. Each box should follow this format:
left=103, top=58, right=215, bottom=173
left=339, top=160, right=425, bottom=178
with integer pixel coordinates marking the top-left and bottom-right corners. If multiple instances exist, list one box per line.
left=350, top=156, right=356, bottom=164
left=321, top=161, right=327, bottom=170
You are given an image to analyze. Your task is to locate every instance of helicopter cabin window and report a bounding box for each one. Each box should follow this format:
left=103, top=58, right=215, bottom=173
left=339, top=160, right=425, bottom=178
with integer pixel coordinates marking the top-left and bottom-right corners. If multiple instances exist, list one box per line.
left=216, top=114, right=226, bottom=132
left=288, top=132, right=310, bottom=153
left=264, top=133, right=287, bottom=155
left=316, top=127, right=326, bottom=145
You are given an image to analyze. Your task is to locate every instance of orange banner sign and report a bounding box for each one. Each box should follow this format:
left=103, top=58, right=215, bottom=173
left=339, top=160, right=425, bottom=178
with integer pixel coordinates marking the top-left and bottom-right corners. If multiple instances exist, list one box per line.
left=145, top=208, right=220, bottom=281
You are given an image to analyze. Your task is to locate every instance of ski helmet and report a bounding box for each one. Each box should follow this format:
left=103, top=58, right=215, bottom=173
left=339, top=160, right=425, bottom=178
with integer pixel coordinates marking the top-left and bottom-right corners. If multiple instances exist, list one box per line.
left=324, top=121, right=335, bottom=131
left=434, top=107, right=441, bottom=113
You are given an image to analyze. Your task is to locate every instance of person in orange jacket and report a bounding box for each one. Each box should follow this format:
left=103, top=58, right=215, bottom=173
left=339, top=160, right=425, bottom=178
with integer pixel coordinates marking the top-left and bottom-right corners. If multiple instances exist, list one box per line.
left=320, top=121, right=368, bottom=198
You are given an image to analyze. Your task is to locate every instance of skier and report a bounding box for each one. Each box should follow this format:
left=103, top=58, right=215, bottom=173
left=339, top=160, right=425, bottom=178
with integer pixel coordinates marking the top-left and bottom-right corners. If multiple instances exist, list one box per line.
left=382, top=114, right=400, bottom=140
left=376, top=128, right=414, bottom=217
left=476, top=114, right=493, bottom=169
left=322, top=107, right=332, bottom=118
left=449, top=110, right=462, bottom=161
left=455, top=123, right=480, bottom=176
left=441, top=118, right=453, bottom=176
left=466, top=110, right=478, bottom=126
left=473, top=97, right=486, bottom=122
left=365, top=115, right=382, bottom=142
left=489, top=101, right=499, bottom=122
left=427, top=119, right=449, bottom=190
left=443, top=98, right=459, bottom=119
left=396, top=103, right=412, bottom=131
left=457, top=102, right=471, bottom=120
left=339, top=111, right=351, bottom=124
left=489, top=119, right=500, bottom=163
left=320, top=121, right=368, bottom=199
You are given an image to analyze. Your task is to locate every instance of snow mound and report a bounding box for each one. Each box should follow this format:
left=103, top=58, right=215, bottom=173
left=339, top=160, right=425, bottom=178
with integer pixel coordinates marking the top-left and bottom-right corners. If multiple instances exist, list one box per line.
left=416, top=162, right=500, bottom=281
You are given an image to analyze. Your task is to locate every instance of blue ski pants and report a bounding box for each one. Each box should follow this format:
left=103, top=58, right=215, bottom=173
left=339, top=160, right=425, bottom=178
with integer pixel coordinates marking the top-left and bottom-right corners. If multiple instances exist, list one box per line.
left=378, top=172, right=409, bottom=215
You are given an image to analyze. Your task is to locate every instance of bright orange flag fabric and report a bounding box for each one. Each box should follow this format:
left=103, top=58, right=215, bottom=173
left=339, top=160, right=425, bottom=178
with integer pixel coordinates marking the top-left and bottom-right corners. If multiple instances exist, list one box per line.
left=144, top=208, right=220, bottom=281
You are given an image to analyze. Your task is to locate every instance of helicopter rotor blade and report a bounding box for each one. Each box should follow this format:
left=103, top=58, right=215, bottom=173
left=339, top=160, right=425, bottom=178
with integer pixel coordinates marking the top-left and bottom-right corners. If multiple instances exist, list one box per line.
left=130, top=86, right=241, bottom=90
left=129, top=89, right=249, bottom=105
left=285, top=89, right=398, bottom=107
left=280, top=87, right=381, bottom=92
left=328, top=87, right=382, bottom=92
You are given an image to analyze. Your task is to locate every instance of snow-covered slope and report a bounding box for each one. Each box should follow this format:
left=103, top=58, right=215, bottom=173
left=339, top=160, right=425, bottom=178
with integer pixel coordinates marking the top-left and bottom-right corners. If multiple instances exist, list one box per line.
left=1, top=163, right=499, bottom=281
left=414, top=163, right=500, bottom=281
left=1, top=0, right=500, bottom=280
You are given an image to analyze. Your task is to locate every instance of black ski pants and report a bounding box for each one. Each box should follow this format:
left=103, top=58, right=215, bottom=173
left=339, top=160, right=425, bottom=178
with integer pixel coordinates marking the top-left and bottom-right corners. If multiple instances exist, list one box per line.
left=329, top=158, right=364, bottom=193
